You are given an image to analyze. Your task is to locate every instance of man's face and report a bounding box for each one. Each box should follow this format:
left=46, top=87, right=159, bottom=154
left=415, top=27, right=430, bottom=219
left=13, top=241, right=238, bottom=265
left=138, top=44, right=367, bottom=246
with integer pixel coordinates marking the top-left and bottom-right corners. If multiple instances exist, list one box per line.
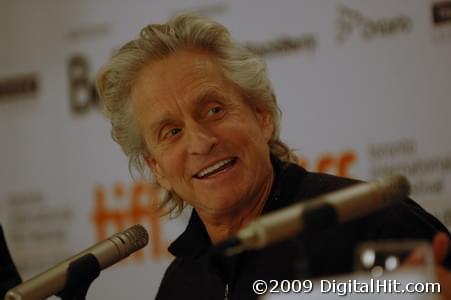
left=131, top=49, right=274, bottom=217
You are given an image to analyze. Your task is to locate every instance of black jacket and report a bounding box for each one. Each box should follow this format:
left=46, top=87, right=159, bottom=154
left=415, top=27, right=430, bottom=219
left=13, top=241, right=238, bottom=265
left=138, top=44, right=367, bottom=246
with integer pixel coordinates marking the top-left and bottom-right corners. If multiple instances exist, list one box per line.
left=0, top=225, right=22, bottom=299
left=156, top=157, right=451, bottom=300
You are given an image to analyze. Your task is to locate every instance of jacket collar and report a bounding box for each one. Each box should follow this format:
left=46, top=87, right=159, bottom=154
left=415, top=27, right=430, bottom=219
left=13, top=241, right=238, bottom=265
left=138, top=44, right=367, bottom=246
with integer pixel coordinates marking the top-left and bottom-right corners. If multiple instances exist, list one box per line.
left=168, top=155, right=286, bottom=258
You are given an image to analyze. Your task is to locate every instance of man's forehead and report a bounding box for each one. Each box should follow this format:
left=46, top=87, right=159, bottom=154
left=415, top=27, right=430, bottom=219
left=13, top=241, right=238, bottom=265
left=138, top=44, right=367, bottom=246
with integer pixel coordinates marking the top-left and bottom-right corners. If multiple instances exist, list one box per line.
left=156, top=49, right=218, bottom=77
left=130, top=48, right=238, bottom=134
left=143, top=52, right=230, bottom=96
left=170, top=51, right=225, bottom=88
left=141, top=51, right=224, bottom=92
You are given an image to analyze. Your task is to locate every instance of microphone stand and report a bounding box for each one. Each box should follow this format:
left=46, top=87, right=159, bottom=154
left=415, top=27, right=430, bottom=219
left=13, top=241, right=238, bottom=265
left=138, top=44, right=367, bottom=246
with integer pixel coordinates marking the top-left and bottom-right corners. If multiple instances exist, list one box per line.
left=56, top=254, right=100, bottom=300
left=294, top=202, right=341, bottom=279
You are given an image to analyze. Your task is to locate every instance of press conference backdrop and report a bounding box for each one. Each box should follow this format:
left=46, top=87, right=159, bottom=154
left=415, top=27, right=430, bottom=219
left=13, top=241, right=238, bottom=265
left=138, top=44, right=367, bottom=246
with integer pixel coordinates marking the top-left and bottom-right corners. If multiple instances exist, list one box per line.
left=0, top=0, right=450, bottom=298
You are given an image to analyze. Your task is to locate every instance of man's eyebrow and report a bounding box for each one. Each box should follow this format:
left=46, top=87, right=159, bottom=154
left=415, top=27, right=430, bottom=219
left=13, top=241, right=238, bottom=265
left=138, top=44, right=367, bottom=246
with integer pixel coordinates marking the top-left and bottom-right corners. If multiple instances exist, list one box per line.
left=193, top=89, right=224, bottom=107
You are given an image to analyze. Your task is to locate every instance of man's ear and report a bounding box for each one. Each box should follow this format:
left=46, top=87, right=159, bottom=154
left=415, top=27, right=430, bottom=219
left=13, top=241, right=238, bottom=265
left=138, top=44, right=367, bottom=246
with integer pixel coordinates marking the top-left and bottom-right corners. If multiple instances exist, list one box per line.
left=144, top=155, right=172, bottom=191
left=255, top=106, right=274, bottom=142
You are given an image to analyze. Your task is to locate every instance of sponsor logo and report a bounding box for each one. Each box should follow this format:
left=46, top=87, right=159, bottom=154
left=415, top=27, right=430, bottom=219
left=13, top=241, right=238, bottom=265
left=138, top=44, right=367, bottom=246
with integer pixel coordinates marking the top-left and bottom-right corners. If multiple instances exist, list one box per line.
left=244, top=34, right=317, bottom=57
left=67, top=54, right=99, bottom=114
left=0, top=73, right=38, bottom=99
left=431, top=1, right=451, bottom=42
left=368, top=138, right=451, bottom=200
left=298, top=150, right=357, bottom=178
left=336, top=5, right=412, bottom=43
left=432, top=1, right=451, bottom=25
left=3, top=191, right=72, bottom=277
left=92, top=182, right=171, bottom=261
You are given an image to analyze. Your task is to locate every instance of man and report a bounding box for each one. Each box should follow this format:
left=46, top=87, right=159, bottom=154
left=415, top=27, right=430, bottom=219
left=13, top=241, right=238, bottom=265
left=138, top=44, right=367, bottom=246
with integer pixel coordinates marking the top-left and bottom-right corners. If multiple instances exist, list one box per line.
left=0, top=225, right=22, bottom=298
left=96, top=13, right=451, bottom=299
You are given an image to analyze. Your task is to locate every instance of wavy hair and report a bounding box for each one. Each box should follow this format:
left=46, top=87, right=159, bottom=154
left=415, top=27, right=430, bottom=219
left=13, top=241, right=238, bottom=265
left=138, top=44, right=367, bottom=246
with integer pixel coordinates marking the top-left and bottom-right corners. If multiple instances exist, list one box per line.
left=96, top=12, right=296, bottom=216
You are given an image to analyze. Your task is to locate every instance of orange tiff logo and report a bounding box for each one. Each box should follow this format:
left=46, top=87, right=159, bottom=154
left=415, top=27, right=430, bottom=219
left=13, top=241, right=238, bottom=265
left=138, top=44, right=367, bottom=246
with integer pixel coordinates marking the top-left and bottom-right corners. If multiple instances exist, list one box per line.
left=92, top=182, right=171, bottom=262
left=298, top=150, right=357, bottom=177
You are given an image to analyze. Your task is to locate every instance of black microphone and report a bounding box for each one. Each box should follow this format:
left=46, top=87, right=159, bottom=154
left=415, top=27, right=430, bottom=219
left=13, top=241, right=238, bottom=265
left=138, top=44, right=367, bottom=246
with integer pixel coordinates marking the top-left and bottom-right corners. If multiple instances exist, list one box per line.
left=5, top=224, right=149, bottom=300
left=218, top=175, right=410, bottom=255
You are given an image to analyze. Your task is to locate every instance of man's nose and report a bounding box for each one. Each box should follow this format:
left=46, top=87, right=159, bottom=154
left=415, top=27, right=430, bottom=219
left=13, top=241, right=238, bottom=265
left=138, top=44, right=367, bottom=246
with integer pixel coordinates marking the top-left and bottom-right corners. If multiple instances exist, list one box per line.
left=186, top=123, right=218, bottom=155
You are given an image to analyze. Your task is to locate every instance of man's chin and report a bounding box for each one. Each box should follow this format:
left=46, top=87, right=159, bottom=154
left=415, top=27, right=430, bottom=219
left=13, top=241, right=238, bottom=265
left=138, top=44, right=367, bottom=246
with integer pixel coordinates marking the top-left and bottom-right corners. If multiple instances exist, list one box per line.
left=194, top=198, right=245, bottom=216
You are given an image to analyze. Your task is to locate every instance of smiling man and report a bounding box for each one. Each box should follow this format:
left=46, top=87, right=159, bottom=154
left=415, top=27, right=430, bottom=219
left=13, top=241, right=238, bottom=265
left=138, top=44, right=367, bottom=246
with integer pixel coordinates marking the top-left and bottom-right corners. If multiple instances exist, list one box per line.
left=96, top=13, right=451, bottom=300
left=131, top=49, right=274, bottom=244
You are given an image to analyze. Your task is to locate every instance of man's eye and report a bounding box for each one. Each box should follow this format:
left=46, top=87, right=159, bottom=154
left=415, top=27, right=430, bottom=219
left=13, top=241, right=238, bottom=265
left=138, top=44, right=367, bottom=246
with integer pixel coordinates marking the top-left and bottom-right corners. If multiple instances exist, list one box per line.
left=164, top=127, right=182, bottom=139
left=207, top=106, right=223, bottom=116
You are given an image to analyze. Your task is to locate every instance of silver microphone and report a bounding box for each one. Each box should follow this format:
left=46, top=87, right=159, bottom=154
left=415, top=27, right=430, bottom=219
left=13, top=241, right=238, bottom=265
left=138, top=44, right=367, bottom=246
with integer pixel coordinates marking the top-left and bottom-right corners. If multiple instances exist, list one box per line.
left=220, top=175, right=410, bottom=255
left=5, top=224, right=149, bottom=300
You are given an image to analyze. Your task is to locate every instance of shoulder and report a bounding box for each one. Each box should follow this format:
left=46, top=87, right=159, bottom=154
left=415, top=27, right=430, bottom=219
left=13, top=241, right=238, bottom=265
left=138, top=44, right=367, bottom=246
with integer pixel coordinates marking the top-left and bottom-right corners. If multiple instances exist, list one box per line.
left=282, top=163, right=361, bottom=201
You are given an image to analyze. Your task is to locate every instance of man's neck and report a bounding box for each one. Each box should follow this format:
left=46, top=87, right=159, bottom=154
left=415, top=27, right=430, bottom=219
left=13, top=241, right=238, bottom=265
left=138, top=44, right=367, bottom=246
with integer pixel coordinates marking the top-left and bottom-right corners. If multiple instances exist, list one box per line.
left=197, top=168, right=275, bottom=245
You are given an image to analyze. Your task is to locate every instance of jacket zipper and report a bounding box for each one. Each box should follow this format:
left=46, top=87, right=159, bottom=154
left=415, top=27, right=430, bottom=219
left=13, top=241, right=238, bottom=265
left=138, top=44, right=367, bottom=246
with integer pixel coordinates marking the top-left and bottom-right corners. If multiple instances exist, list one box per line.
left=224, top=283, right=230, bottom=300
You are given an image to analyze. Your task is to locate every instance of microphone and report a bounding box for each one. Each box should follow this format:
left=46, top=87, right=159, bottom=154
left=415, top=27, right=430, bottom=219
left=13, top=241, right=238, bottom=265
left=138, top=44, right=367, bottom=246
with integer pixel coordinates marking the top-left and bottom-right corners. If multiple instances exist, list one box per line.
left=218, top=175, right=410, bottom=256
left=5, top=224, right=149, bottom=300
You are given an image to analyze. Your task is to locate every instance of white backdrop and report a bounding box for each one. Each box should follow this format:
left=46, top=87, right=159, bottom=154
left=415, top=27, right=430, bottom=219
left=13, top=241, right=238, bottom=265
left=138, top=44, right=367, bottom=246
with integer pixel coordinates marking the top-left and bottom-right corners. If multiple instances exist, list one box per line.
left=1, top=0, right=450, bottom=299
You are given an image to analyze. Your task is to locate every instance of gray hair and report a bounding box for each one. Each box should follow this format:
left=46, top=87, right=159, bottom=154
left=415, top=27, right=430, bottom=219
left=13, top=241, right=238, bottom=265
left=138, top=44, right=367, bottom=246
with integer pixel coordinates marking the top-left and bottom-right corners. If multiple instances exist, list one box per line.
left=96, top=12, right=296, bottom=216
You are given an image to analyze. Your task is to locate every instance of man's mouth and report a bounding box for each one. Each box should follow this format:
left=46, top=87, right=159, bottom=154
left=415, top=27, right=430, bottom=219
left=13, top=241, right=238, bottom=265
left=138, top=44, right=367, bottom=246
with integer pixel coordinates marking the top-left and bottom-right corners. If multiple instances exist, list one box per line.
left=193, top=157, right=237, bottom=179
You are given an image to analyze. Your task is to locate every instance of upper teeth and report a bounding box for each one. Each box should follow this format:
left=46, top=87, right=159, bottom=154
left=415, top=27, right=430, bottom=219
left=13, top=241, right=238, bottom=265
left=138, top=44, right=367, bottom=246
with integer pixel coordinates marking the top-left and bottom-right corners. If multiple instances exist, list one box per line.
left=197, top=158, right=234, bottom=178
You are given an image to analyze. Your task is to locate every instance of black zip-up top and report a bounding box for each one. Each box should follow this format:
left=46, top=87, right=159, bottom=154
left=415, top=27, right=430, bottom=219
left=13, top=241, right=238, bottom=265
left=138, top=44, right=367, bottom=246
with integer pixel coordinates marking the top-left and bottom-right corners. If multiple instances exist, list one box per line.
left=156, top=157, right=451, bottom=300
